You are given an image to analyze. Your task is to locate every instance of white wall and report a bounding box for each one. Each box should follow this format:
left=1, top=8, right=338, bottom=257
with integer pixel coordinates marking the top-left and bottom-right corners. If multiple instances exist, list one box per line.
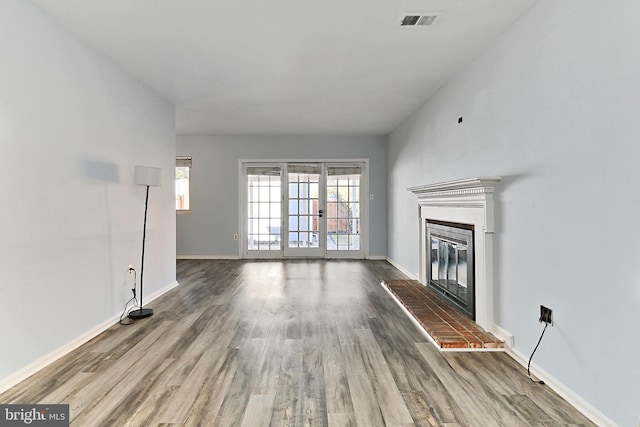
left=176, top=135, right=387, bottom=258
left=0, top=0, right=176, bottom=384
left=388, top=1, right=640, bottom=425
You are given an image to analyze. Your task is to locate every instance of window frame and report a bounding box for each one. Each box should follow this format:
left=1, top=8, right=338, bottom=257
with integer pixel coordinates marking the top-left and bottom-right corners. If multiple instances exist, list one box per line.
left=176, top=156, right=192, bottom=213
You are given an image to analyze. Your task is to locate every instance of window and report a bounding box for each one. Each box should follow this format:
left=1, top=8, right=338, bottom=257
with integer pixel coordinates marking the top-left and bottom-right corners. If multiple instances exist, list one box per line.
left=176, top=156, right=192, bottom=211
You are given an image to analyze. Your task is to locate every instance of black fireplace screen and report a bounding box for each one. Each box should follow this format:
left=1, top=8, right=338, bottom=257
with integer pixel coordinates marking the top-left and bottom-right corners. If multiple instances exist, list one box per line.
left=426, top=221, right=475, bottom=319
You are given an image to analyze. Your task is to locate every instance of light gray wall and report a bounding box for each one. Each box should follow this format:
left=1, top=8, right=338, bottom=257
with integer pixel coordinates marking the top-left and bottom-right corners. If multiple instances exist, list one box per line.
left=388, top=1, right=639, bottom=425
left=176, top=135, right=387, bottom=258
left=0, top=0, right=176, bottom=383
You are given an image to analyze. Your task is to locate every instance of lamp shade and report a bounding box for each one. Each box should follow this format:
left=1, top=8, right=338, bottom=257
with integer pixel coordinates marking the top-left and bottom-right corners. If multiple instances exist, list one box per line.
left=134, top=165, right=163, bottom=187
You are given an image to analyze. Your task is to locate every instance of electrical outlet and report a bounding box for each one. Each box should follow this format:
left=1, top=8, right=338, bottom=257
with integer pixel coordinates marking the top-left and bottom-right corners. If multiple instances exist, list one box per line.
left=539, top=305, right=552, bottom=324
left=233, top=234, right=239, bottom=241
left=127, top=265, right=135, bottom=285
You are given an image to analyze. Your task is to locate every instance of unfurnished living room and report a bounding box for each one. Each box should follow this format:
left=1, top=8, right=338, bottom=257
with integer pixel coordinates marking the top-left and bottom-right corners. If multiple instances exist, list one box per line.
left=0, top=0, right=637, bottom=426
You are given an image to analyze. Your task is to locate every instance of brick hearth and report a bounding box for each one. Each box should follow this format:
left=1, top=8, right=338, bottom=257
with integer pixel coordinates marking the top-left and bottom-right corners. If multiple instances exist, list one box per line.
left=382, top=279, right=503, bottom=350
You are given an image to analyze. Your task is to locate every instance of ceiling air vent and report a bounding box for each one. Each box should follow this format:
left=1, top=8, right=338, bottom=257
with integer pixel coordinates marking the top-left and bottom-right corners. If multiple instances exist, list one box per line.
left=401, top=14, right=439, bottom=26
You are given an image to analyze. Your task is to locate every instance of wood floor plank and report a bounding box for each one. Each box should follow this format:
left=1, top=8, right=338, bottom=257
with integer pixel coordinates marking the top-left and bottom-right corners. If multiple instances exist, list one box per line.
left=210, top=334, right=267, bottom=426
left=318, top=305, right=356, bottom=424
left=181, top=348, right=240, bottom=427
left=251, top=324, right=283, bottom=396
left=368, top=311, right=466, bottom=425
left=339, top=341, right=387, bottom=426
left=270, top=338, right=304, bottom=426
left=71, top=321, right=186, bottom=426
left=415, top=342, right=531, bottom=427
left=110, top=359, right=176, bottom=426
left=301, top=326, right=328, bottom=426
left=0, top=259, right=595, bottom=427
left=67, top=318, right=181, bottom=424
left=353, top=327, right=414, bottom=425
left=240, top=394, right=276, bottom=427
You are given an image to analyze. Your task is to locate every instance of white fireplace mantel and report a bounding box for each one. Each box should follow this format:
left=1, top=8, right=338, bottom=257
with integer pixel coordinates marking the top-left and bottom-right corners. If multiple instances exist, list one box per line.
left=409, top=177, right=501, bottom=333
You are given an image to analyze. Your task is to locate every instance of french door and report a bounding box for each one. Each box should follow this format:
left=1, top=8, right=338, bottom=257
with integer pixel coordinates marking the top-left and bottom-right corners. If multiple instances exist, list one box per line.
left=244, top=161, right=364, bottom=258
left=284, top=164, right=325, bottom=257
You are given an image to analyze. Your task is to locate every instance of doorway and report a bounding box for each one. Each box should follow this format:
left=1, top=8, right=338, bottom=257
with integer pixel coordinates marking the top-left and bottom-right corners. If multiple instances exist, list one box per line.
left=243, top=161, right=366, bottom=259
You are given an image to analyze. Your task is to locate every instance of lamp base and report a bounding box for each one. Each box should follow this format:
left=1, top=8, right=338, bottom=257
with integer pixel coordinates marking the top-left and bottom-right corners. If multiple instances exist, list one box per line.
left=128, top=308, right=154, bottom=319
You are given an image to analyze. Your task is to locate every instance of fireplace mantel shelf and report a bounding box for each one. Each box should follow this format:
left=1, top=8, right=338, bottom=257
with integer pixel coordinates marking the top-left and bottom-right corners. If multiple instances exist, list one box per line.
left=409, top=177, right=501, bottom=232
left=408, top=177, right=501, bottom=199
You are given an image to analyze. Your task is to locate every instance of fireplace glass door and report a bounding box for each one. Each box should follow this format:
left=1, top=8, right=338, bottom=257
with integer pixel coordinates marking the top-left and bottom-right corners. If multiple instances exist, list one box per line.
left=427, top=221, right=475, bottom=319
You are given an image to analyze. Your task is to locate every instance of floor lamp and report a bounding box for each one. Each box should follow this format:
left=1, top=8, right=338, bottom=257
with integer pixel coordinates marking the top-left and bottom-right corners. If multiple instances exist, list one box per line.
left=129, top=165, right=163, bottom=320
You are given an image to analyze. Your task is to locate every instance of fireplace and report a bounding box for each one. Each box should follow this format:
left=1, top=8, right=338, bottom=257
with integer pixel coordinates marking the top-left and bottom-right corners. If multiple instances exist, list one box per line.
left=409, top=177, right=500, bottom=332
left=427, top=220, right=475, bottom=319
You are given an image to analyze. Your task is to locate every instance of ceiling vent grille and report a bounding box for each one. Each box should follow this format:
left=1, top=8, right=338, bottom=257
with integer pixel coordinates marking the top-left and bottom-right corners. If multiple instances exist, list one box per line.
left=401, top=14, right=439, bottom=26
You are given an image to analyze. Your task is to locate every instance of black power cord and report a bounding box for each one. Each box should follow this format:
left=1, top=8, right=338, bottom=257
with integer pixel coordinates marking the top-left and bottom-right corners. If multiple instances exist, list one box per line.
left=119, top=267, right=139, bottom=326
left=527, top=322, right=549, bottom=384
left=119, top=295, right=139, bottom=326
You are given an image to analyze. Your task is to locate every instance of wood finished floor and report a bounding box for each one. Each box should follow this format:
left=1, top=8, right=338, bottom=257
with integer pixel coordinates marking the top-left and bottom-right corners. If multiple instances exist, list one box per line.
left=0, top=259, right=594, bottom=426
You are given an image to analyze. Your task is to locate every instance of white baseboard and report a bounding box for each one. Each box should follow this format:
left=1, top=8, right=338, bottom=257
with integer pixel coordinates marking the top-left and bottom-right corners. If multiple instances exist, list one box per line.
left=367, top=255, right=387, bottom=260
left=0, top=315, right=121, bottom=396
left=176, top=255, right=240, bottom=260
left=494, top=326, right=616, bottom=427
left=142, top=280, right=179, bottom=308
left=492, top=324, right=514, bottom=349
left=0, top=280, right=179, bottom=395
left=385, top=257, right=418, bottom=280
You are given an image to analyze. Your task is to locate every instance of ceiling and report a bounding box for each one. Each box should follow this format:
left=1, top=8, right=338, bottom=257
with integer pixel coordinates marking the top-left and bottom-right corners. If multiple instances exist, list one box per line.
left=30, top=0, right=536, bottom=136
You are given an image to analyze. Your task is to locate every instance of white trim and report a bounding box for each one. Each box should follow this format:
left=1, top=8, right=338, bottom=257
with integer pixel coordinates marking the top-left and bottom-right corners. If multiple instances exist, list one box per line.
left=501, top=336, right=617, bottom=427
left=380, top=281, right=441, bottom=348
left=386, top=257, right=418, bottom=280
left=325, top=252, right=365, bottom=260
left=144, top=280, right=179, bottom=304
left=492, top=324, right=514, bottom=349
left=240, top=157, right=370, bottom=164
left=409, top=177, right=501, bottom=333
left=244, top=252, right=284, bottom=259
left=0, top=280, right=179, bottom=395
left=176, top=255, right=240, bottom=260
left=367, top=255, right=387, bottom=260
left=237, top=159, right=245, bottom=259
left=380, top=282, right=503, bottom=353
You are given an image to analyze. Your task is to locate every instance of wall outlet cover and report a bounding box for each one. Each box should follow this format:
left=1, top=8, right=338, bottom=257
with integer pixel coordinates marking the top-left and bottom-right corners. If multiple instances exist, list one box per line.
left=539, top=305, right=552, bottom=324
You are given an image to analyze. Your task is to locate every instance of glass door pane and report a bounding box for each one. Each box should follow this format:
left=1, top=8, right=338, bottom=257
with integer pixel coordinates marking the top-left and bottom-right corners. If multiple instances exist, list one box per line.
left=243, top=161, right=366, bottom=259
left=284, top=164, right=324, bottom=257
left=246, top=166, right=282, bottom=254
left=326, top=165, right=362, bottom=257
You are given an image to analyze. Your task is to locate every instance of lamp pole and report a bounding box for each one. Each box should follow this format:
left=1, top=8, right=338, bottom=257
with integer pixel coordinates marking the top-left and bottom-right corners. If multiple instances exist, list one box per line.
left=129, top=184, right=153, bottom=319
